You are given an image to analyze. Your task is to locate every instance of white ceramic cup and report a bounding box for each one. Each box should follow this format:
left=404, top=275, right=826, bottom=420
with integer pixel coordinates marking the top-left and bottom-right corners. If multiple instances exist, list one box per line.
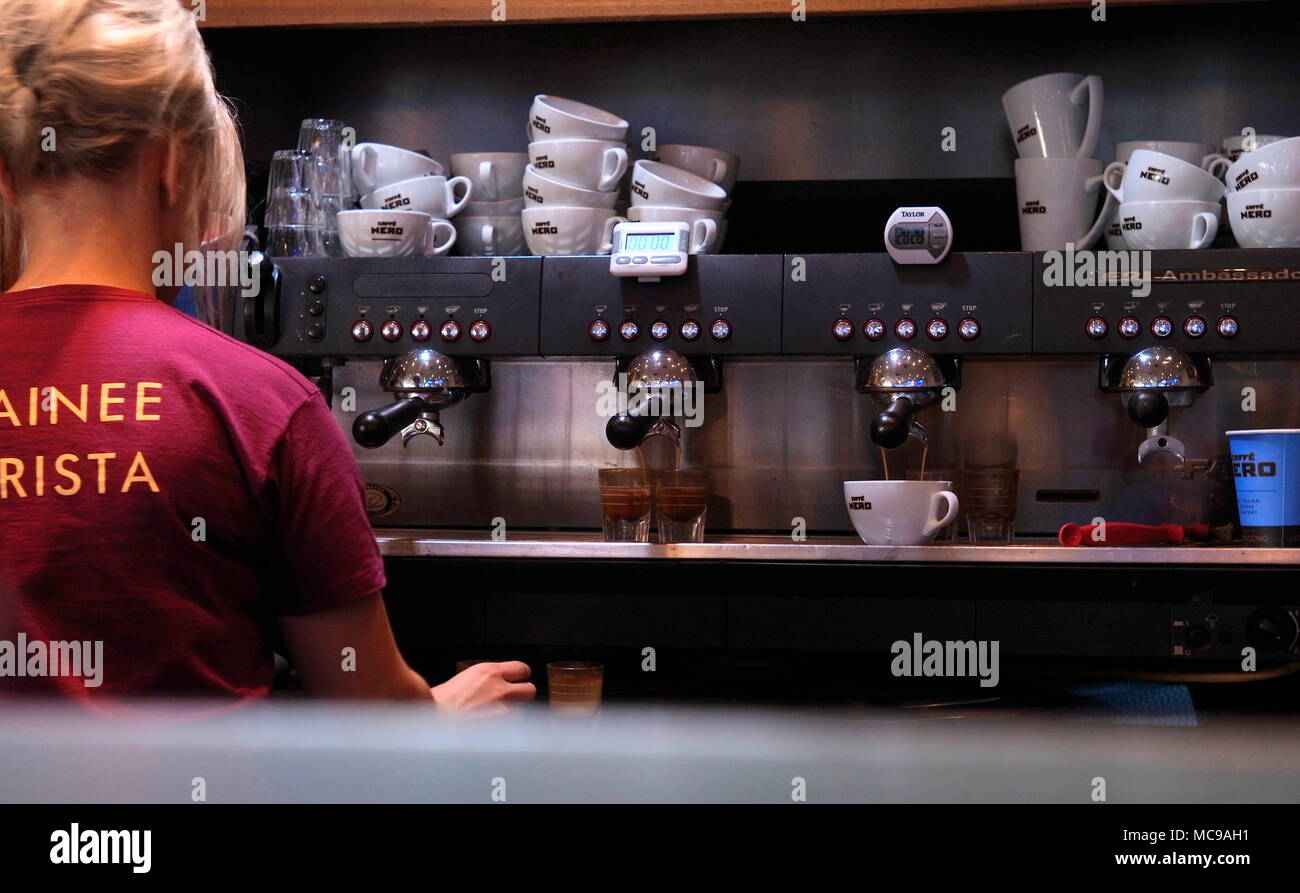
left=1104, top=150, right=1226, bottom=204
left=630, top=160, right=728, bottom=211
left=1103, top=213, right=1127, bottom=250
left=1002, top=72, right=1103, bottom=159
left=337, top=210, right=456, bottom=257
left=843, top=480, right=959, bottom=547
left=462, top=196, right=525, bottom=216
left=655, top=144, right=740, bottom=194
left=1014, top=157, right=1115, bottom=251
left=626, top=205, right=721, bottom=254
left=1223, top=132, right=1288, bottom=161
left=1224, top=136, right=1300, bottom=194
left=449, top=152, right=528, bottom=203
left=522, top=206, right=625, bottom=256
left=1115, top=201, right=1219, bottom=250
left=350, top=143, right=444, bottom=194
left=528, top=138, right=628, bottom=192
left=1226, top=189, right=1300, bottom=248
left=1116, top=140, right=1216, bottom=166
left=359, top=174, right=473, bottom=218
left=523, top=164, right=620, bottom=209
left=528, top=95, right=629, bottom=142
left=453, top=214, right=526, bottom=256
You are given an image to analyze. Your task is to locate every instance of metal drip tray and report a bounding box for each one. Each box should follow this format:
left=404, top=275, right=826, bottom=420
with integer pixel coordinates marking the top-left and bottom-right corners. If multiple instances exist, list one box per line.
left=374, top=530, right=1300, bottom=565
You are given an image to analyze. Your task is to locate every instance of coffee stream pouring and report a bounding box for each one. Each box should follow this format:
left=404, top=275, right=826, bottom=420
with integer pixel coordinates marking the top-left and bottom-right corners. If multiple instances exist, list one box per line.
left=353, top=348, right=488, bottom=448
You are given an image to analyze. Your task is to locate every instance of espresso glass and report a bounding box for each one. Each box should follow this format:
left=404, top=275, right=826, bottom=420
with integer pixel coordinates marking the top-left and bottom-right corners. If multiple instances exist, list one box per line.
left=547, top=661, right=604, bottom=716
left=962, top=468, right=1020, bottom=544
left=265, top=149, right=318, bottom=257
left=598, top=469, right=651, bottom=542
left=653, top=469, right=709, bottom=543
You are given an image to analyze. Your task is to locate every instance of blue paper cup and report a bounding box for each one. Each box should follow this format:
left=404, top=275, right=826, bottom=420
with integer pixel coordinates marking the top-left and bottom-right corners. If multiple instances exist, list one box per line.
left=1226, top=429, right=1300, bottom=546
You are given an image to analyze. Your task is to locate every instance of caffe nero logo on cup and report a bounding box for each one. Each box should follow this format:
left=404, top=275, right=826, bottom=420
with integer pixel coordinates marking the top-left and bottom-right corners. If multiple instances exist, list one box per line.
left=847, top=496, right=873, bottom=511
left=1234, top=169, right=1259, bottom=191
left=534, top=156, right=556, bottom=169
left=370, top=220, right=404, bottom=237
left=1122, top=216, right=1142, bottom=231
left=381, top=193, right=411, bottom=210
left=631, top=180, right=650, bottom=201
left=1139, top=166, right=1171, bottom=185
left=1240, top=203, right=1272, bottom=219
left=1232, top=451, right=1277, bottom=478
left=1015, top=124, right=1037, bottom=144
left=531, top=115, right=550, bottom=134
left=1021, top=200, right=1047, bottom=215
left=531, top=220, right=558, bottom=235
left=525, top=186, right=545, bottom=204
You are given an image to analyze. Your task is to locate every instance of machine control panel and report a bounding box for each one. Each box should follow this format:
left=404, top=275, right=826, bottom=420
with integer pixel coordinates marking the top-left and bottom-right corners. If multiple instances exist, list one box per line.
left=1033, top=249, right=1299, bottom=354
left=783, top=252, right=1033, bottom=355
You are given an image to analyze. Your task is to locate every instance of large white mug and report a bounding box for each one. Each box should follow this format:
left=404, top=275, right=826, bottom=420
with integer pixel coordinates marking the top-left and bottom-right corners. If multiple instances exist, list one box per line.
left=630, top=160, right=728, bottom=211
left=449, top=152, right=528, bottom=203
left=528, top=138, right=628, bottom=192
left=1116, top=201, right=1219, bottom=250
left=462, top=196, right=525, bottom=216
left=1014, top=157, right=1115, bottom=251
left=523, top=164, right=619, bottom=209
left=1223, top=132, right=1288, bottom=161
left=453, top=214, right=526, bottom=256
left=655, top=144, right=740, bottom=194
left=337, top=210, right=456, bottom=258
left=522, top=206, right=625, bottom=256
left=1002, top=72, right=1103, bottom=159
left=350, top=143, right=443, bottom=194
left=528, top=95, right=629, bottom=142
left=359, top=174, right=473, bottom=218
left=626, top=204, right=721, bottom=254
left=1104, top=150, right=1226, bottom=203
left=843, top=480, right=959, bottom=547
left=1226, top=189, right=1300, bottom=248
left=1224, top=136, right=1300, bottom=194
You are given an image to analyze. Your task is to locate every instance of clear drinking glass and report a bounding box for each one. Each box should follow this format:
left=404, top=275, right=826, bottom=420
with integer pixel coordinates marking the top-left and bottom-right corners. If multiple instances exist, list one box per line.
left=906, top=467, right=964, bottom=542
left=264, top=149, right=318, bottom=257
left=547, top=661, right=604, bottom=716
left=653, top=469, right=709, bottom=543
left=962, top=468, right=1020, bottom=544
left=297, top=118, right=352, bottom=257
left=598, top=469, right=651, bottom=542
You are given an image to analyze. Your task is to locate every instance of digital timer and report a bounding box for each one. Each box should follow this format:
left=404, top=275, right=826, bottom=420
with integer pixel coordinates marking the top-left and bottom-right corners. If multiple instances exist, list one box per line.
left=884, top=206, right=952, bottom=264
left=610, top=220, right=691, bottom=280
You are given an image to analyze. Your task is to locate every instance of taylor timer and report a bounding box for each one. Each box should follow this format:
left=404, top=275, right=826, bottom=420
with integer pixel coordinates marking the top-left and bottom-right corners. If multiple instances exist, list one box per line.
left=1124, top=828, right=1249, bottom=843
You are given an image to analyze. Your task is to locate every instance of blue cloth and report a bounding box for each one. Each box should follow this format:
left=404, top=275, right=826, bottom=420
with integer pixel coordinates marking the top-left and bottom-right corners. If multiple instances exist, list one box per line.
left=1064, top=682, right=1198, bottom=727
left=174, top=286, right=199, bottom=318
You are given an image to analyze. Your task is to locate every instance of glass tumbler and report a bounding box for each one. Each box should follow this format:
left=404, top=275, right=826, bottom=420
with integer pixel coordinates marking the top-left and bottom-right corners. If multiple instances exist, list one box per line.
left=297, top=118, right=352, bottom=257
left=598, top=469, right=651, bottom=542
left=264, top=148, right=318, bottom=257
left=548, top=662, right=604, bottom=717
left=962, top=468, right=1020, bottom=544
left=653, top=469, right=709, bottom=543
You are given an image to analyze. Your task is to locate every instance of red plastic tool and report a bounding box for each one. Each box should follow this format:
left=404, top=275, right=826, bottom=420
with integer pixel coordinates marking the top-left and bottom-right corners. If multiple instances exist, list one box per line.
left=1058, top=522, right=1210, bottom=547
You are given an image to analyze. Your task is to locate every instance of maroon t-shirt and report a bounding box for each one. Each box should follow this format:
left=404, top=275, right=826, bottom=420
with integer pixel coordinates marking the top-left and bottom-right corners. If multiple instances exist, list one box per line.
left=0, top=284, right=385, bottom=700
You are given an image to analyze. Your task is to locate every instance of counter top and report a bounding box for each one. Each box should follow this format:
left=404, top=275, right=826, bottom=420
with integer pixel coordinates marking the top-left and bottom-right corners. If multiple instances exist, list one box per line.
left=375, top=530, right=1300, bottom=565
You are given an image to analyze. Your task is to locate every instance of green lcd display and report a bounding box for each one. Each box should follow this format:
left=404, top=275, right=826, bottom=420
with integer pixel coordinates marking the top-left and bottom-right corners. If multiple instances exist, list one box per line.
left=624, top=232, right=676, bottom=251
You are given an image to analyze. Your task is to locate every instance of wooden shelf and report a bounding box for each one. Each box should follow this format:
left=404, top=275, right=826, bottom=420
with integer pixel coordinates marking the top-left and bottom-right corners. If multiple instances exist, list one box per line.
left=193, top=0, right=1257, bottom=29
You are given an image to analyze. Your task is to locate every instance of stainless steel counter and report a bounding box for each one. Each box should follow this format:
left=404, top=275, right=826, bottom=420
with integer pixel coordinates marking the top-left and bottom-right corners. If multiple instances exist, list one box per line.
left=375, top=529, right=1300, bottom=565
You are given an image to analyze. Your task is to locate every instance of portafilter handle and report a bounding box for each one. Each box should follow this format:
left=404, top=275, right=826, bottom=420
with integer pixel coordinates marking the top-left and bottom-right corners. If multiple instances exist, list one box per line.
left=871, top=396, right=919, bottom=450
left=353, top=396, right=427, bottom=449
left=606, top=413, right=656, bottom=451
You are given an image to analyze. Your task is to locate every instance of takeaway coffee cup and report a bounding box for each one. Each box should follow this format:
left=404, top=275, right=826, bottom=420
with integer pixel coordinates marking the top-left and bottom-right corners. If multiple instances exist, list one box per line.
left=1014, top=156, right=1115, bottom=251
left=523, top=164, right=620, bottom=209
left=1226, top=429, right=1300, bottom=546
left=453, top=214, right=526, bottom=256
left=522, top=206, right=626, bottom=255
left=1002, top=72, right=1104, bottom=159
left=359, top=174, right=473, bottom=218
left=627, top=204, right=722, bottom=254
left=350, top=143, right=444, bottom=194
left=843, top=480, right=960, bottom=546
left=449, top=152, right=528, bottom=203
left=1115, top=201, right=1219, bottom=250
left=1223, top=132, right=1288, bottom=161
left=528, top=139, right=628, bottom=192
left=630, top=160, right=728, bottom=211
left=1226, top=189, right=1300, bottom=248
left=1224, top=137, right=1300, bottom=194
left=1104, top=150, right=1227, bottom=204
left=654, top=144, right=740, bottom=193
left=337, top=209, right=456, bottom=257
left=528, top=95, right=629, bottom=142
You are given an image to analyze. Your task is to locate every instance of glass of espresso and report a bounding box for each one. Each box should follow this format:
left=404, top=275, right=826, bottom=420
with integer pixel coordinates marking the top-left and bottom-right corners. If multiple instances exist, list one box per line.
left=598, top=469, right=652, bottom=542
left=653, top=469, right=709, bottom=543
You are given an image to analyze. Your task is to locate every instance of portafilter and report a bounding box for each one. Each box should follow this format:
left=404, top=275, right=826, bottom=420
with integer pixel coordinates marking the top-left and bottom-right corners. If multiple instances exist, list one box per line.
left=353, top=348, right=480, bottom=448
left=856, top=347, right=959, bottom=450
left=1101, top=346, right=1211, bottom=463
left=606, top=349, right=699, bottom=450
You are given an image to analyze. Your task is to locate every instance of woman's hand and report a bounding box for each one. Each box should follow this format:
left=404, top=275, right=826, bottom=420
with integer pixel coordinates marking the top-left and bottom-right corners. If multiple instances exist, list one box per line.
left=431, top=661, right=537, bottom=716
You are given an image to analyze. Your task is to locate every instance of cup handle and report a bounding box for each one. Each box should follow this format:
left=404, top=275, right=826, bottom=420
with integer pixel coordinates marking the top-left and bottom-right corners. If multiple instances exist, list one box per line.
left=351, top=144, right=376, bottom=192
left=1202, top=153, right=1231, bottom=180
left=1189, top=210, right=1219, bottom=249
left=445, top=176, right=473, bottom=216
left=425, top=219, right=456, bottom=256
left=691, top=218, right=718, bottom=254
left=1071, top=74, right=1103, bottom=159
left=1102, top=160, right=1126, bottom=203
left=922, top=491, right=960, bottom=538
left=478, top=161, right=497, bottom=202
left=1080, top=173, right=1118, bottom=249
left=599, top=147, right=629, bottom=192
left=710, top=158, right=728, bottom=187
left=481, top=222, right=496, bottom=256
left=599, top=215, right=628, bottom=254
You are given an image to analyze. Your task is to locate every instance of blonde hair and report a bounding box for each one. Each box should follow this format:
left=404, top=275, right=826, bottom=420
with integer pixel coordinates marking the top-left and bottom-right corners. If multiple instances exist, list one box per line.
left=0, top=0, right=244, bottom=322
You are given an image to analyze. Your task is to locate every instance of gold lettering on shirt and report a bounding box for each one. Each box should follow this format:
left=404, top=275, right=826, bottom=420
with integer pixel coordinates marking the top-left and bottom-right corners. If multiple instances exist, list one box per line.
left=135, top=383, right=162, bottom=421
left=0, top=390, right=17, bottom=427
left=54, top=454, right=81, bottom=496
left=99, top=383, right=125, bottom=422
left=0, top=458, right=26, bottom=498
left=50, top=384, right=89, bottom=424
left=87, top=452, right=116, bottom=494
left=121, top=451, right=159, bottom=493
left=34, top=455, right=44, bottom=497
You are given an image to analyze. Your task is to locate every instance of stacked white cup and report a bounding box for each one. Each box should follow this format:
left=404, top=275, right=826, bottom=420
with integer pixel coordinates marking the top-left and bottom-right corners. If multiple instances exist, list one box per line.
left=339, top=142, right=471, bottom=257
left=1222, top=136, right=1300, bottom=248
left=450, top=151, right=528, bottom=256
left=523, top=95, right=631, bottom=255
left=1103, top=149, right=1227, bottom=250
left=1102, top=142, right=1230, bottom=249
left=629, top=144, right=739, bottom=255
left=1003, top=72, right=1114, bottom=251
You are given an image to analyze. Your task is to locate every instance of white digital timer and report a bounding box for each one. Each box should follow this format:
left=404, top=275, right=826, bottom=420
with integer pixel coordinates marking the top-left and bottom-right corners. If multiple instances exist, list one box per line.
left=884, top=206, right=952, bottom=264
left=610, top=221, right=691, bottom=280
